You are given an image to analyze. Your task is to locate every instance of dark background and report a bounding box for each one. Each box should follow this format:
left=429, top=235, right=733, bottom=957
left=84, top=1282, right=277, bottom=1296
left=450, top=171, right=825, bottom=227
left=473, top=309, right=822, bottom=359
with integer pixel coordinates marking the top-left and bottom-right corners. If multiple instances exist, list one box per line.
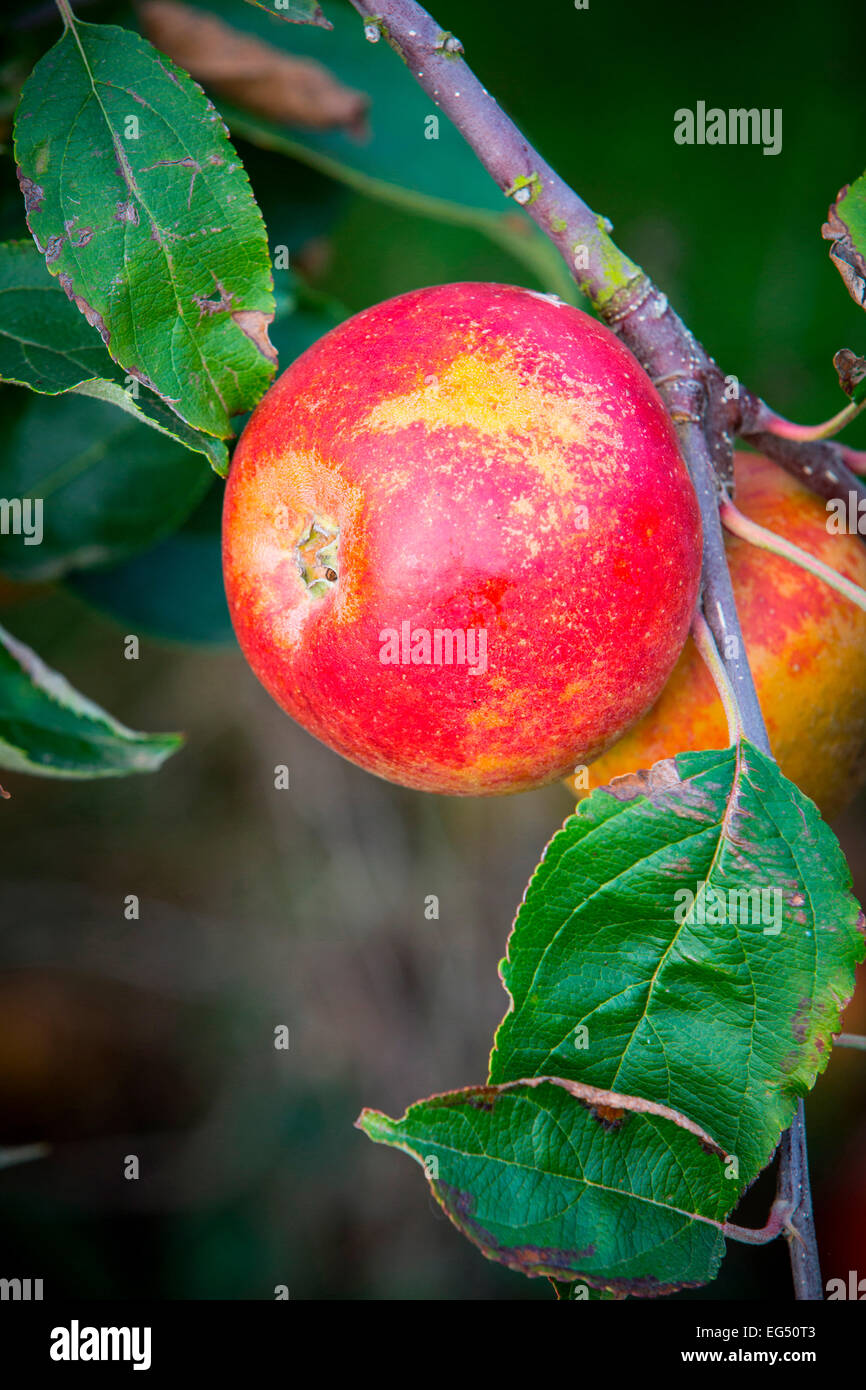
left=0, top=0, right=865, bottom=1299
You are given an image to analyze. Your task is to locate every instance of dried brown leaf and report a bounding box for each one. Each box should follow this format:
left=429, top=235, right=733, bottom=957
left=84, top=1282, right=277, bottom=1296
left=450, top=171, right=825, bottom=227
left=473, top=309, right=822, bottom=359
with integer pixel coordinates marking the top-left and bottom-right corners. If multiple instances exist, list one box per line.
left=141, top=0, right=368, bottom=133
left=822, top=189, right=866, bottom=309
left=834, top=347, right=866, bottom=398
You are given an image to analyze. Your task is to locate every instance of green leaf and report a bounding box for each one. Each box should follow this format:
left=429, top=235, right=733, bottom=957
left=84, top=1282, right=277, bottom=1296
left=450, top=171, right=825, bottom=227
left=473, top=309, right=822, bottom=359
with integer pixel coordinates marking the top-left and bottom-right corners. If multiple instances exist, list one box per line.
left=0, top=620, right=182, bottom=778
left=0, top=239, right=229, bottom=473
left=824, top=172, right=866, bottom=310
left=0, top=386, right=212, bottom=581
left=243, top=0, right=332, bottom=26
left=67, top=480, right=235, bottom=645
left=359, top=1078, right=733, bottom=1294
left=490, top=743, right=865, bottom=1185
left=13, top=16, right=276, bottom=440
left=181, top=0, right=578, bottom=301
left=0, top=238, right=119, bottom=393
left=63, top=272, right=346, bottom=641
left=74, top=378, right=230, bottom=476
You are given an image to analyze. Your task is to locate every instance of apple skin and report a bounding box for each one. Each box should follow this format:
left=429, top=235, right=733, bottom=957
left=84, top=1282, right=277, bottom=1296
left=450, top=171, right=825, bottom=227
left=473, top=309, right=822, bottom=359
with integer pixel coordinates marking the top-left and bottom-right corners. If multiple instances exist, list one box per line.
left=567, top=451, right=866, bottom=817
left=222, top=282, right=702, bottom=795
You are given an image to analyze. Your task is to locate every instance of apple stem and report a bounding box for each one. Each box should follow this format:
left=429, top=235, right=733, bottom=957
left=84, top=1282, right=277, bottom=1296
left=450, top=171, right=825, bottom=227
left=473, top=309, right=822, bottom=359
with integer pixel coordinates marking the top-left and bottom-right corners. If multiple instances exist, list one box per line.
left=837, top=443, right=866, bottom=475
left=677, top=421, right=771, bottom=755
left=723, top=1198, right=795, bottom=1247
left=720, top=498, right=866, bottom=613
left=748, top=399, right=866, bottom=443
left=690, top=610, right=744, bottom=745
left=736, top=399, right=866, bottom=496
left=836, top=1032, right=866, bottom=1050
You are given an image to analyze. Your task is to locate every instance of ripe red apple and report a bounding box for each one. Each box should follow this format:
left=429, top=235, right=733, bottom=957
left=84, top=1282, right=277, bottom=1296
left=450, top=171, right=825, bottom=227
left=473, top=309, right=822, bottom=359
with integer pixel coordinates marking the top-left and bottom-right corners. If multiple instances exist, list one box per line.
left=222, top=282, right=702, bottom=794
left=567, top=451, right=866, bottom=817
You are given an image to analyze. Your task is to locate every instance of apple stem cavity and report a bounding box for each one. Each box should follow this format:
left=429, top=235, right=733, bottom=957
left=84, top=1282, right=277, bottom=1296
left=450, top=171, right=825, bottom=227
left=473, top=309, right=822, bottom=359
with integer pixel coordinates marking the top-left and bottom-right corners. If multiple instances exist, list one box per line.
left=296, top=518, right=339, bottom=599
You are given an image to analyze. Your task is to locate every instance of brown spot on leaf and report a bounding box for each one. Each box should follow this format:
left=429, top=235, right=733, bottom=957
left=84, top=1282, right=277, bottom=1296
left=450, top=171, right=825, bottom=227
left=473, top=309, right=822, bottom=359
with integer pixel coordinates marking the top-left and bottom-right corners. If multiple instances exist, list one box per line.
left=434, top=1085, right=498, bottom=1113
left=792, top=996, right=811, bottom=1044
left=422, top=1076, right=729, bottom=1160
left=115, top=201, right=139, bottom=226
left=141, top=154, right=201, bottom=208
left=57, top=273, right=110, bottom=346
left=605, top=759, right=683, bottom=802
left=193, top=279, right=234, bottom=317
left=466, top=1095, right=496, bottom=1113
left=45, top=235, right=64, bottom=265
left=435, top=1181, right=708, bottom=1295
left=125, top=365, right=163, bottom=396
left=601, top=755, right=720, bottom=825
left=437, top=1182, right=597, bottom=1279
left=589, top=1102, right=625, bottom=1129
left=17, top=170, right=44, bottom=214
left=231, top=308, right=277, bottom=364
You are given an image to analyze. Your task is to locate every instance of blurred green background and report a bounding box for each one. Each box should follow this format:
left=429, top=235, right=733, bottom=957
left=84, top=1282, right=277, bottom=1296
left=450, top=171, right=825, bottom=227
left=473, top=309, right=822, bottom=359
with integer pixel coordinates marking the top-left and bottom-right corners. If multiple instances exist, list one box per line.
left=0, top=0, right=865, bottom=1299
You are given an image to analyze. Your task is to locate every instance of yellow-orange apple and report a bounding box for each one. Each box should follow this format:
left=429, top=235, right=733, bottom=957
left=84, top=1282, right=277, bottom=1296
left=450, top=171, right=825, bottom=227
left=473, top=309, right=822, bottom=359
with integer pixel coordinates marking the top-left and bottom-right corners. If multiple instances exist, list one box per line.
left=567, top=451, right=866, bottom=817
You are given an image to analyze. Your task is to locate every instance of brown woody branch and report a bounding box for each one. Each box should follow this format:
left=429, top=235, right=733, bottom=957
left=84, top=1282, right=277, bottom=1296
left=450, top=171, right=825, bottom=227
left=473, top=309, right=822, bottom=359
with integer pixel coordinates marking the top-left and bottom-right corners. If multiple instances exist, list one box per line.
left=348, top=0, right=827, bottom=1299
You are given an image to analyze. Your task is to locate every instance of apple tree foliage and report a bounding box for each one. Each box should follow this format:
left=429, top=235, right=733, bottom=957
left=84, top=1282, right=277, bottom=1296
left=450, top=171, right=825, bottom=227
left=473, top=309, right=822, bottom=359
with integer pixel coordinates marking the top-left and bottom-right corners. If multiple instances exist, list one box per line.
left=0, top=0, right=865, bottom=1295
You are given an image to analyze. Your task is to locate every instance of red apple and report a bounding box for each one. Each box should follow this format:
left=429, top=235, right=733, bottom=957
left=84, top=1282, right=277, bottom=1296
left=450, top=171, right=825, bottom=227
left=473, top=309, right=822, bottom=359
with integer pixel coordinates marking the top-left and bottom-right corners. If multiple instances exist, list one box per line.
left=222, top=282, right=702, bottom=794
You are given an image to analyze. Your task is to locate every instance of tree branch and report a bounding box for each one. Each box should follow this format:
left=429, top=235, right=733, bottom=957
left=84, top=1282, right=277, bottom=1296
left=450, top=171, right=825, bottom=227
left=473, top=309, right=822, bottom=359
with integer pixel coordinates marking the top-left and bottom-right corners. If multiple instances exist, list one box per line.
left=777, top=1102, right=823, bottom=1300
left=349, top=0, right=824, bottom=1300
left=737, top=389, right=866, bottom=506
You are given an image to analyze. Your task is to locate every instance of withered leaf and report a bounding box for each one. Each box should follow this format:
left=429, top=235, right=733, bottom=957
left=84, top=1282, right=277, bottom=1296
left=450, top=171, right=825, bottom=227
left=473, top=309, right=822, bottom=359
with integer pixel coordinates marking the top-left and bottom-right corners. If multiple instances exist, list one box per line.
left=823, top=180, right=866, bottom=309
left=834, top=347, right=866, bottom=400
left=141, top=0, right=368, bottom=132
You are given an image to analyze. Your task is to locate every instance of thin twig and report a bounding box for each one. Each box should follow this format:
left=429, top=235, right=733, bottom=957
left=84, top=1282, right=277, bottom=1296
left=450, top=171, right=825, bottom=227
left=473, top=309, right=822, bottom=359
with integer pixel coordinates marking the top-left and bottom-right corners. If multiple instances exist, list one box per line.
left=745, top=399, right=866, bottom=443
left=724, top=1198, right=794, bottom=1246
left=676, top=422, right=770, bottom=754
left=777, top=1102, right=823, bottom=1299
left=690, top=609, right=744, bottom=744
left=740, top=424, right=866, bottom=508
left=720, top=498, right=866, bottom=612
